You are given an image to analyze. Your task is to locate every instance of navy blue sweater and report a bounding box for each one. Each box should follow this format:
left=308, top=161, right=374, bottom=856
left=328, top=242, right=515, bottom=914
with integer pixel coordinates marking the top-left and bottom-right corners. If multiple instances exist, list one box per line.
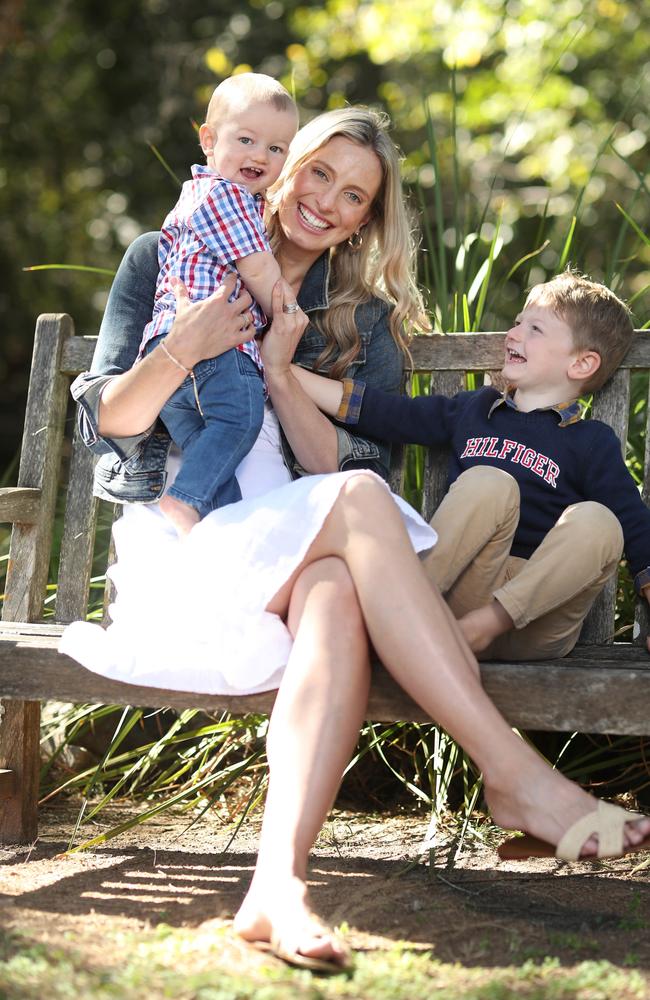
left=344, top=383, right=650, bottom=591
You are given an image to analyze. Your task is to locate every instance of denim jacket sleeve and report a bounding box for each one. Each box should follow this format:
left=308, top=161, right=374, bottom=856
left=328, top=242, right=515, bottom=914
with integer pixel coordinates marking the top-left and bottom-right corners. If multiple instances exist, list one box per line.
left=291, top=297, right=404, bottom=480
left=71, top=231, right=161, bottom=459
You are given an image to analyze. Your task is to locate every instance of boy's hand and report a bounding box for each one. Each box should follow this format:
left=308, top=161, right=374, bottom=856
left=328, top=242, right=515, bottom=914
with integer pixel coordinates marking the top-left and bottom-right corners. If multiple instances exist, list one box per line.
left=166, top=274, right=254, bottom=368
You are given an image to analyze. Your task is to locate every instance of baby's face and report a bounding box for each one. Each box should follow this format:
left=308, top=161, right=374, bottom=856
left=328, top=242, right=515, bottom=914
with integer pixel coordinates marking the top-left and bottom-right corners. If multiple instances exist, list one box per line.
left=203, top=103, right=297, bottom=195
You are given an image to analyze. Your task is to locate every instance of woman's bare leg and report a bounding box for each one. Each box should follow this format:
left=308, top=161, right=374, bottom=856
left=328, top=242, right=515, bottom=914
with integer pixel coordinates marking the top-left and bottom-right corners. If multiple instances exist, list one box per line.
left=294, top=475, right=650, bottom=853
left=234, top=556, right=370, bottom=963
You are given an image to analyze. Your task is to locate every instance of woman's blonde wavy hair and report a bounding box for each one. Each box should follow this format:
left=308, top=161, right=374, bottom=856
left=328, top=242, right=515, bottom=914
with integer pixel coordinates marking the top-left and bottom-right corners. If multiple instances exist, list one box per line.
left=265, top=107, right=431, bottom=378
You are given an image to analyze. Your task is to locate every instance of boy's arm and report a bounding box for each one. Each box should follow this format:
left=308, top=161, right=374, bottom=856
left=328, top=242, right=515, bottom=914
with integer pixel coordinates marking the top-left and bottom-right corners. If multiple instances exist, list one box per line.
left=236, top=251, right=282, bottom=318
left=290, top=364, right=344, bottom=415
left=291, top=368, right=464, bottom=447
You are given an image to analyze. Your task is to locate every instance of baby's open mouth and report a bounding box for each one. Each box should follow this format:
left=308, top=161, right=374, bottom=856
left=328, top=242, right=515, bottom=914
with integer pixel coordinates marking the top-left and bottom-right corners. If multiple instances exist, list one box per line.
left=241, top=167, right=263, bottom=180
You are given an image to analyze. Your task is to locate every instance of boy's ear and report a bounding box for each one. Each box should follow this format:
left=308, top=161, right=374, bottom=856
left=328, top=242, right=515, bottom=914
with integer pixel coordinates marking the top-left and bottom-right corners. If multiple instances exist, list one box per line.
left=568, top=350, right=601, bottom=384
left=199, top=123, right=215, bottom=156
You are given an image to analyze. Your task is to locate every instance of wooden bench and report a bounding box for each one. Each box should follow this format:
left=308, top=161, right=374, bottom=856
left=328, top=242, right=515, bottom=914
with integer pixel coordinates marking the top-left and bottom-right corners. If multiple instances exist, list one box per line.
left=1, top=314, right=650, bottom=843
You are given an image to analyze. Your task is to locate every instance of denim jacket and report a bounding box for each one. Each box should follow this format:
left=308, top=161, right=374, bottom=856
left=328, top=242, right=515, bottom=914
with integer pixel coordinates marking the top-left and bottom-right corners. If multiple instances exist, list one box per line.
left=72, top=231, right=404, bottom=503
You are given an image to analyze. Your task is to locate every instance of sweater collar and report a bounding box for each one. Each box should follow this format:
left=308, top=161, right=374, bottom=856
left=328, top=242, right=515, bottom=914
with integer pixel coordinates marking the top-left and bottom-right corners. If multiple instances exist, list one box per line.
left=488, top=387, right=583, bottom=427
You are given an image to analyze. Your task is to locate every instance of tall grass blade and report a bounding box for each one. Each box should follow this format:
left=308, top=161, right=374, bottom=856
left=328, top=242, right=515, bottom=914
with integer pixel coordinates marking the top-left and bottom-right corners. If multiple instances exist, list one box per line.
left=147, top=142, right=183, bottom=187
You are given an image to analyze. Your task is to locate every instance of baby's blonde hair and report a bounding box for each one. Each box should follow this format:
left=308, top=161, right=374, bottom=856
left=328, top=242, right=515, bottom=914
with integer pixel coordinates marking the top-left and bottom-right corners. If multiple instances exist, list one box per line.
left=266, top=107, right=430, bottom=377
left=205, top=73, right=297, bottom=125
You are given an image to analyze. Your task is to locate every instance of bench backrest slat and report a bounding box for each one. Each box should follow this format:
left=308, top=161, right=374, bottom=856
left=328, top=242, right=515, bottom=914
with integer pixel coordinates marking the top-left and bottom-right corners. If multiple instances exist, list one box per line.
left=3, top=315, right=71, bottom=624
left=580, top=368, right=631, bottom=644
left=633, top=377, right=650, bottom=646
left=55, top=418, right=99, bottom=624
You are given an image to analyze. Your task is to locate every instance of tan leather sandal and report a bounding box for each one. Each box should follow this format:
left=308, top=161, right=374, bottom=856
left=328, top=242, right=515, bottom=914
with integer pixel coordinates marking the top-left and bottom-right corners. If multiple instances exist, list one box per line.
left=254, top=927, right=353, bottom=974
left=498, top=799, right=650, bottom=862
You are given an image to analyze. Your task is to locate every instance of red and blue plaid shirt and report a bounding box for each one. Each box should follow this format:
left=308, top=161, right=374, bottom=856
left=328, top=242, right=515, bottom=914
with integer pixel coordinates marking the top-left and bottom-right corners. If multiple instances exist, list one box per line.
left=139, top=165, right=270, bottom=371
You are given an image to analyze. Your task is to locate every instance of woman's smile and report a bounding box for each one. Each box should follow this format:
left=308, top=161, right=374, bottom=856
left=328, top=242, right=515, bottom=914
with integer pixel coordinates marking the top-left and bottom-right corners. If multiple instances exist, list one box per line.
left=297, top=202, right=332, bottom=232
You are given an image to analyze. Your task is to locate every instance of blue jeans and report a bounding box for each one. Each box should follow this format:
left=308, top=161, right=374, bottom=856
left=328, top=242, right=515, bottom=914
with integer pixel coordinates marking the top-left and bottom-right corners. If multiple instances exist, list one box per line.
left=146, top=339, right=264, bottom=516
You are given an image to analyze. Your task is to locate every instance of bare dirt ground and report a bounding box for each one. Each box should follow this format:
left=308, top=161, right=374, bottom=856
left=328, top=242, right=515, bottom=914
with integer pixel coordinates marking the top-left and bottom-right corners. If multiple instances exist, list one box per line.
left=1, top=798, right=650, bottom=985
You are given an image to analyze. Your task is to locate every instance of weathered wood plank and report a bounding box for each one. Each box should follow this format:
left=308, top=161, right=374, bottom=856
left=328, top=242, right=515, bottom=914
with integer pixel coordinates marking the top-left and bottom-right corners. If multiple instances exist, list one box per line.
left=633, top=375, right=650, bottom=647
left=0, top=769, right=17, bottom=799
left=3, top=314, right=71, bottom=622
left=421, top=371, right=465, bottom=522
left=409, top=330, right=650, bottom=372
left=0, top=636, right=649, bottom=734
left=0, top=700, right=40, bottom=843
left=61, top=330, right=650, bottom=381
left=55, top=419, right=99, bottom=624
left=60, top=335, right=99, bottom=376
left=1, top=313, right=72, bottom=844
left=0, top=488, right=41, bottom=525
left=580, top=368, right=631, bottom=646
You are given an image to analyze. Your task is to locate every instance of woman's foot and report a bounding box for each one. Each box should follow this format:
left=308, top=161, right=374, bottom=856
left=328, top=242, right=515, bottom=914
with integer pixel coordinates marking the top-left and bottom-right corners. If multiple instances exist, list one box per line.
left=233, top=875, right=350, bottom=970
left=485, top=757, right=650, bottom=858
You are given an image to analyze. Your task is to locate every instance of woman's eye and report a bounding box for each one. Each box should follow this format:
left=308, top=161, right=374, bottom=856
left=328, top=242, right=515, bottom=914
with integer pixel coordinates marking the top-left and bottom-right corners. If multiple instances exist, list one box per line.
left=346, top=191, right=361, bottom=204
left=313, top=167, right=327, bottom=180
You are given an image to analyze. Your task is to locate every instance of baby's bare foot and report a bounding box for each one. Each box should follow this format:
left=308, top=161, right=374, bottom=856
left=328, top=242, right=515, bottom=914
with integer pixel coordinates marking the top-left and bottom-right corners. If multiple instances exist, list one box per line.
left=159, top=494, right=200, bottom=537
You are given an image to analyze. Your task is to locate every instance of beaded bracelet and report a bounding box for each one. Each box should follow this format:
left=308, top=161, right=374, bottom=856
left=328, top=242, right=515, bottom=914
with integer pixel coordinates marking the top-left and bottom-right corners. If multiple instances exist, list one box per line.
left=159, top=340, right=204, bottom=417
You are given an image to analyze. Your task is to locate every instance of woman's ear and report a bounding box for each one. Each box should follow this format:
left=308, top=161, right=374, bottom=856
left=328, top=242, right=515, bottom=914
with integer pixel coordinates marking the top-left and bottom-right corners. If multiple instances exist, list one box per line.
left=199, top=123, right=215, bottom=157
left=568, top=350, right=601, bottom=383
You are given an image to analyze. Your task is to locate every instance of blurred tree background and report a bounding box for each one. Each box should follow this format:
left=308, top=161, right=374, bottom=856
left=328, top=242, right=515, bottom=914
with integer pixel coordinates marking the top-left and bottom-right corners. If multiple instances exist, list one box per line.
left=1, top=0, right=649, bottom=472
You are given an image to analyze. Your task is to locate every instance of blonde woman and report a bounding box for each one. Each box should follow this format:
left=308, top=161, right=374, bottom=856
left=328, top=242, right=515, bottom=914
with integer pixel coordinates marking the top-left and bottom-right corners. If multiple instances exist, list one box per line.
left=63, top=107, right=650, bottom=972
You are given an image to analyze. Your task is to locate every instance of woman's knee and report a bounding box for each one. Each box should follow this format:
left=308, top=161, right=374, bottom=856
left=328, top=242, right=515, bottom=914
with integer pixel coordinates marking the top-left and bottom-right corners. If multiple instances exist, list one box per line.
left=288, top=557, right=364, bottom=634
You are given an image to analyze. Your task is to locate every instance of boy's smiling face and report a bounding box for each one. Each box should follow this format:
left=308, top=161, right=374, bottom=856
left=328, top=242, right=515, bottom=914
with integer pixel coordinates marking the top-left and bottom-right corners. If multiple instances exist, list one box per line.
left=200, top=103, right=297, bottom=195
left=502, top=303, right=587, bottom=399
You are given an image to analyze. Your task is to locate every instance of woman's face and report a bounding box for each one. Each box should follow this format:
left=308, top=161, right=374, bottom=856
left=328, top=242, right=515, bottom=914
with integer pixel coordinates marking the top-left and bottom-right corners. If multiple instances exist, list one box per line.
left=277, top=135, right=383, bottom=256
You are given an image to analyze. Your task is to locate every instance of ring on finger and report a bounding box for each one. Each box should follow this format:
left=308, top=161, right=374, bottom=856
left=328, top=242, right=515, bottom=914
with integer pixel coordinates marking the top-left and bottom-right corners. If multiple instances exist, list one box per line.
left=282, top=302, right=299, bottom=314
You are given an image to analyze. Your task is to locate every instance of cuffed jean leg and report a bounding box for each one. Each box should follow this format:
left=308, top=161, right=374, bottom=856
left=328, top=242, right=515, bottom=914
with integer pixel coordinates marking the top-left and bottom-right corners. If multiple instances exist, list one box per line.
left=489, top=502, right=624, bottom=660
left=161, top=349, right=265, bottom=516
left=423, top=466, right=520, bottom=618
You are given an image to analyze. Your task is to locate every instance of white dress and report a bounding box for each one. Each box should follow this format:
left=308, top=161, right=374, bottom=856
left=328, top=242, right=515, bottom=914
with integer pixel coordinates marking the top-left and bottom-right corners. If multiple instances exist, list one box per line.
left=59, top=405, right=437, bottom=695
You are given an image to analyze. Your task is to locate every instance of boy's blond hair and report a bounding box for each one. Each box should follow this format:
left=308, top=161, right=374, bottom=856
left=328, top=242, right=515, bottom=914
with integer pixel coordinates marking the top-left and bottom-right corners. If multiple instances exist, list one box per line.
left=526, top=269, right=634, bottom=392
left=205, top=73, right=298, bottom=125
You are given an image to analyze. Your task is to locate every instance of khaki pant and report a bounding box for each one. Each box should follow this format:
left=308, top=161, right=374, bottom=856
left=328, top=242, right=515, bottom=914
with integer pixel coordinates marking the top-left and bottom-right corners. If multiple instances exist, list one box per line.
left=423, top=465, right=624, bottom=660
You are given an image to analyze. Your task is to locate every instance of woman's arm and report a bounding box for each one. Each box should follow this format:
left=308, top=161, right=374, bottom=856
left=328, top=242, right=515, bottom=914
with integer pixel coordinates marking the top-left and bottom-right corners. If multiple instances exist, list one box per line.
left=99, top=276, right=254, bottom=436
left=262, top=282, right=341, bottom=474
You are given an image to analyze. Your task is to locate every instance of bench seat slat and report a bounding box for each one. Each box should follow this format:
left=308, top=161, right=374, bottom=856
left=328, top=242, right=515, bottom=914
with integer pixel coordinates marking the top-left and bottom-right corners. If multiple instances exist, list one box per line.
left=0, top=630, right=648, bottom=734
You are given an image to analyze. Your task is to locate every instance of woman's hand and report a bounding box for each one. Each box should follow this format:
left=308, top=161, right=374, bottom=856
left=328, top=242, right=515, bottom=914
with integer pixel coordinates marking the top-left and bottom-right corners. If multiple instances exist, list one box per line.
left=261, top=279, right=309, bottom=380
left=165, top=274, right=255, bottom=370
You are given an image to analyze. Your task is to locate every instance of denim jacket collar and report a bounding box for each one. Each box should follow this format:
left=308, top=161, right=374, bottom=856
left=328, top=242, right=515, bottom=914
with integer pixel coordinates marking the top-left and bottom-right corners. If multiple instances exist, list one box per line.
left=297, top=253, right=330, bottom=313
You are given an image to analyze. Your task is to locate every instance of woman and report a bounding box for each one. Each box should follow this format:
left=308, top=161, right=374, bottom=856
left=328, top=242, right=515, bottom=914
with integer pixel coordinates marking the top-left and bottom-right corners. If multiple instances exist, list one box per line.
left=62, top=108, right=650, bottom=972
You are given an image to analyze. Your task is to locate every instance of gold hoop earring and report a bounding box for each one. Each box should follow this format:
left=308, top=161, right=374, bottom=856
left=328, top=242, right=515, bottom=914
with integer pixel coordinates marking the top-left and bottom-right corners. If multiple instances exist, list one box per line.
left=347, top=230, right=363, bottom=250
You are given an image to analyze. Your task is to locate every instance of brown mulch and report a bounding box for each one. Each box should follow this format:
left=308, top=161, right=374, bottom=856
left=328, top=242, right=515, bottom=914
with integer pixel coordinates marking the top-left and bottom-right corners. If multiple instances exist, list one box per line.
left=0, top=800, right=649, bottom=972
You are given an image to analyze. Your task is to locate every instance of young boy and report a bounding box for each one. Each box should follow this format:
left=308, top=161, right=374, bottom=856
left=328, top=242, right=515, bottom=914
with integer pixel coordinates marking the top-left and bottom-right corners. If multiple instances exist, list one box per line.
left=292, top=271, right=650, bottom=659
left=140, top=73, right=299, bottom=536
